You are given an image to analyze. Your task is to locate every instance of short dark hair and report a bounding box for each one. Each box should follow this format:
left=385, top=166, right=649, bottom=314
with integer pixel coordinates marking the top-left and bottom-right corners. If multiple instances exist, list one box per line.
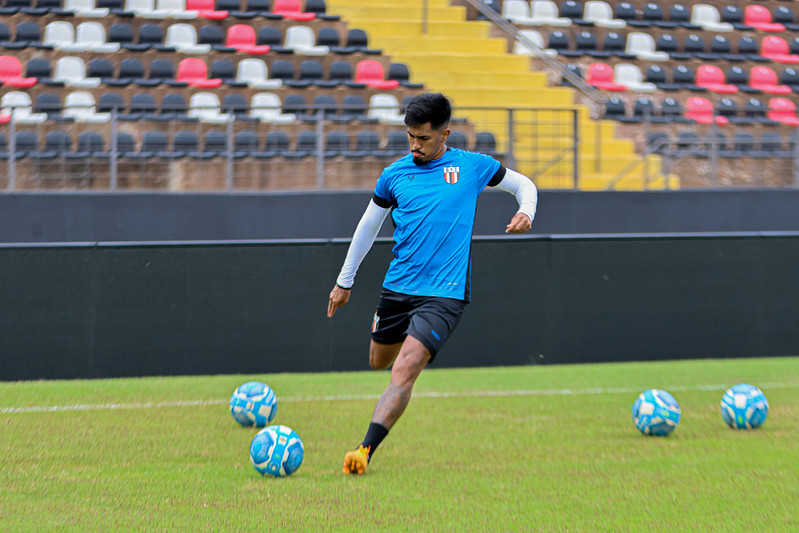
left=404, top=93, right=451, bottom=130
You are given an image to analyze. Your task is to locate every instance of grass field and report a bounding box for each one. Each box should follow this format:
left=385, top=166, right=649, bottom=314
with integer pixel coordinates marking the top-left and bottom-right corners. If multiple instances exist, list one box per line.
left=2, top=357, right=798, bottom=531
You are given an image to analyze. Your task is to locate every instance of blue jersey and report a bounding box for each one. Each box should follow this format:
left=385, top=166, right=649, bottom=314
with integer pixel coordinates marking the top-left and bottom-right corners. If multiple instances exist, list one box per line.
left=373, top=148, right=504, bottom=301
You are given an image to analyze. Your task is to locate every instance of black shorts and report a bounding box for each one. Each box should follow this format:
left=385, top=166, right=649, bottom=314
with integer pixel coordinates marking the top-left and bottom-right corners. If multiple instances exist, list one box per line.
left=371, top=288, right=467, bottom=361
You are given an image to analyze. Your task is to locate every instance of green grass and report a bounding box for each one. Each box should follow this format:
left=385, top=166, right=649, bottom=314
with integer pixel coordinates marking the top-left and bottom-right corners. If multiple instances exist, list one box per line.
left=2, top=357, right=799, bottom=532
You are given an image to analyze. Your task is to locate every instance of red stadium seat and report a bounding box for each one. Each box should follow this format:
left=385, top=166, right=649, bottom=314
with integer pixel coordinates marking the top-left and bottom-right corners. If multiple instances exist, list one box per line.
left=767, top=97, right=799, bottom=126
left=750, top=66, right=791, bottom=95
left=176, top=58, right=223, bottom=88
left=186, top=0, right=228, bottom=19
left=226, top=24, right=270, bottom=54
left=586, top=63, right=626, bottom=91
left=760, top=36, right=799, bottom=64
left=272, top=0, right=315, bottom=21
left=0, top=56, right=37, bottom=88
left=685, top=96, right=728, bottom=126
left=355, top=60, right=400, bottom=89
left=696, top=65, right=738, bottom=94
left=744, top=5, right=785, bottom=33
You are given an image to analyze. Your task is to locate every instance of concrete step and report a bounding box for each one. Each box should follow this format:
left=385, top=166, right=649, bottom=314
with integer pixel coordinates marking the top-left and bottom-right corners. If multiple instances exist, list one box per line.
left=371, top=36, right=507, bottom=54
left=352, top=21, right=492, bottom=38
left=326, top=5, right=466, bottom=21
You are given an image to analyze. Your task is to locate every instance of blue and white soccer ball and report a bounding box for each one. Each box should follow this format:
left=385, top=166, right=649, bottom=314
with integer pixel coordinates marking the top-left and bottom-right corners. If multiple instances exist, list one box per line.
left=230, top=381, right=278, bottom=427
left=250, top=424, right=305, bottom=477
left=721, top=383, right=769, bottom=429
left=632, top=389, right=682, bottom=436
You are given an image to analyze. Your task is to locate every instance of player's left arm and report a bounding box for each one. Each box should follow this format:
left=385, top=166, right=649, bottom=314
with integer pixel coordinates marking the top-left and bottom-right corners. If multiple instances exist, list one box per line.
left=491, top=168, right=538, bottom=234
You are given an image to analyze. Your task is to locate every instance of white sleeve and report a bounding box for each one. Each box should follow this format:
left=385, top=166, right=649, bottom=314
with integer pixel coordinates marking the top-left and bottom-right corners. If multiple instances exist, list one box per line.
left=493, top=168, right=537, bottom=223
left=336, top=199, right=391, bottom=289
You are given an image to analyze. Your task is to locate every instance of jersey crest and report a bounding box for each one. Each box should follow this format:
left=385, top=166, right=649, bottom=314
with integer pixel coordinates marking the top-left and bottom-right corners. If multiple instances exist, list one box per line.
left=443, top=166, right=460, bottom=184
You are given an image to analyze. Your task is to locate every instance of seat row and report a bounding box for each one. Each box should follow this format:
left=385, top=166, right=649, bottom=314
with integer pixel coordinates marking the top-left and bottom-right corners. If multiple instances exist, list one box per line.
left=648, top=130, right=798, bottom=159
left=503, top=0, right=754, bottom=32
left=1, top=20, right=379, bottom=56
left=0, top=0, right=334, bottom=21
left=517, top=29, right=799, bottom=64
left=0, top=55, right=413, bottom=90
left=604, top=94, right=799, bottom=127
left=0, top=129, right=498, bottom=160
left=1, top=89, right=412, bottom=124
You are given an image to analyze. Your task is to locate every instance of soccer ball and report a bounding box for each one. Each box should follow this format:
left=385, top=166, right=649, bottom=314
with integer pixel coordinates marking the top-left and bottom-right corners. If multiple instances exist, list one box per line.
left=230, top=381, right=278, bottom=427
left=632, top=389, right=681, bottom=436
left=721, top=384, right=769, bottom=429
left=250, top=425, right=304, bottom=477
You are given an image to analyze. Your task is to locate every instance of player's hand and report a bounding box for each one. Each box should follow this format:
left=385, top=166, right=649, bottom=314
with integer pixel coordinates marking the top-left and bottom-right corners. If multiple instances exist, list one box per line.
left=327, top=285, right=351, bottom=317
left=505, top=212, right=532, bottom=234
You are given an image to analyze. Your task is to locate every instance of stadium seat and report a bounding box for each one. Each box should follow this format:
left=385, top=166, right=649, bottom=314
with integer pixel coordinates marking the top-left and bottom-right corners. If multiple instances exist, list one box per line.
left=125, top=0, right=169, bottom=18
left=377, top=130, right=408, bottom=158
left=344, top=29, right=381, bottom=54
left=64, top=91, right=110, bottom=123
left=780, top=68, right=799, bottom=93
left=709, top=35, right=734, bottom=61
left=64, top=0, right=109, bottom=17
left=716, top=98, right=742, bottom=124
left=759, top=132, right=791, bottom=158
left=0, top=56, right=37, bottom=87
left=210, top=59, right=246, bottom=86
left=323, top=130, right=349, bottom=158
left=272, top=0, right=314, bottom=21
left=682, top=34, right=706, bottom=59
left=188, top=92, right=231, bottom=123
left=226, top=24, right=270, bottom=54
left=368, top=94, right=404, bottom=124
left=660, top=97, right=690, bottom=123
left=250, top=92, right=295, bottom=123
left=502, top=0, right=536, bottom=25
left=295, top=59, right=324, bottom=87
left=583, top=0, right=626, bottom=28
left=761, top=36, right=799, bottom=64
left=559, top=1, right=585, bottom=25
left=33, top=92, right=63, bottom=119
left=186, top=0, right=227, bottom=18
left=744, top=5, right=784, bottom=33
left=99, top=0, right=133, bottom=15
left=685, top=96, right=727, bottom=126
left=176, top=58, right=222, bottom=88
left=257, top=26, right=291, bottom=53
left=1, top=91, right=46, bottom=123
left=160, top=93, right=193, bottom=120
left=750, top=66, right=791, bottom=95
left=198, top=25, right=235, bottom=52
left=720, top=5, right=751, bottom=31
left=387, top=63, right=423, bottom=88
left=305, top=0, right=335, bottom=19
left=474, top=132, right=497, bottom=156
left=767, top=97, right=799, bottom=126
left=724, top=66, right=754, bottom=93
left=586, top=62, right=625, bottom=91
left=691, top=4, right=732, bottom=32
left=283, top=93, right=314, bottom=121
left=603, top=96, right=628, bottom=121
left=114, top=58, right=147, bottom=86
left=75, top=22, right=120, bottom=53
left=641, top=3, right=668, bottom=28
left=161, top=130, right=197, bottom=159
left=572, top=31, right=600, bottom=58
left=625, top=32, right=667, bottom=61
left=738, top=36, right=765, bottom=62
left=6, top=21, right=49, bottom=50
left=774, top=6, right=799, bottom=32
left=137, top=24, right=174, bottom=52
left=286, top=130, right=318, bottom=159
left=166, top=24, right=211, bottom=53
left=235, top=58, right=281, bottom=88
left=232, top=130, right=258, bottom=159
left=672, top=65, right=701, bottom=91
left=97, top=92, right=127, bottom=118
left=644, top=64, right=669, bottom=89
left=70, top=131, right=108, bottom=159
left=147, top=58, right=187, bottom=86
left=32, top=130, right=72, bottom=159
left=448, top=131, right=468, bottom=150
left=53, top=57, right=101, bottom=88
left=513, top=29, right=557, bottom=58
left=129, top=93, right=162, bottom=121
left=529, top=0, right=571, bottom=26
left=655, top=33, right=682, bottom=59
left=546, top=31, right=572, bottom=55
left=329, top=60, right=366, bottom=88
left=345, top=130, right=379, bottom=158
left=43, top=21, right=76, bottom=50
left=284, top=25, right=328, bottom=55
left=355, top=60, right=399, bottom=90
left=603, top=32, right=632, bottom=58
left=613, top=2, right=639, bottom=26
left=340, top=94, right=371, bottom=122
left=157, top=0, right=198, bottom=17
left=696, top=65, right=738, bottom=94
left=256, top=131, right=291, bottom=159
left=86, top=58, right=116, bottom=85
left=221, top=93, right=252, bottom=120
left=614, top=63, right=655, bottom=92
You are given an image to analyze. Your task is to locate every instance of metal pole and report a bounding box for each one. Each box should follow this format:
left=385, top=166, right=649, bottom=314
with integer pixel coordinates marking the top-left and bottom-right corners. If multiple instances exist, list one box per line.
left=315, top=109, right=324, bottom=189
left=8, top=117, right=15, bottom=191
left=226, top=113, right=234, bottom=191
left=506, top=108, right=515, bottom=170
left=110, top=107, right=118, bottom=191
left=572, top=109, right=579, bottom=190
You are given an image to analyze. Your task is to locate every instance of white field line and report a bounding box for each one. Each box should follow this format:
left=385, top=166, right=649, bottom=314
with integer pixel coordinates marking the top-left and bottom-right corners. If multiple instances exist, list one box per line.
left=1, top=381, right=796, bottom=415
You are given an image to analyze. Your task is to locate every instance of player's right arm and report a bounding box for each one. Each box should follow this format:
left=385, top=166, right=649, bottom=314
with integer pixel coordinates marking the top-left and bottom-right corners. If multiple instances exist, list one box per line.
left=328, top=197, right=391, bottom=317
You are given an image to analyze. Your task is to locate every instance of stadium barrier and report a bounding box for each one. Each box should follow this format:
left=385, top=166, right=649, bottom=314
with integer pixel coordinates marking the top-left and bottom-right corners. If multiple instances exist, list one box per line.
left=2, top=233, right=798, bottom=380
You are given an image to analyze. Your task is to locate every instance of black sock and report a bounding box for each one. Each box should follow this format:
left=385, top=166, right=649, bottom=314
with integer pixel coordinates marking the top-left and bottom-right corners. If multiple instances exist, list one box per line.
left=360, top=422, right=389, bottom=461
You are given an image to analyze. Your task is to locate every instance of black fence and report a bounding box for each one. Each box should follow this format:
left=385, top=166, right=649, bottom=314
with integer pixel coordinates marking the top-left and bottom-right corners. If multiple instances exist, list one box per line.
left=2, top=234, right=798, bottom=381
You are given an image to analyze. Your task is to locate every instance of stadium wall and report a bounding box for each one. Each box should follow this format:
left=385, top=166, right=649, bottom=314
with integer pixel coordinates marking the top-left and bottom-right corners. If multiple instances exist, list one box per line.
left=2, top=234, right=798, bottom=381
left=4, top=190, right=799, bottom=242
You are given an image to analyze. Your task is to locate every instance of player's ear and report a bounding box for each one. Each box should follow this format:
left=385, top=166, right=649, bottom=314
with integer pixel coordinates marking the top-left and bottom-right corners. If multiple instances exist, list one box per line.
left=441, top=128, right=450, bottom=142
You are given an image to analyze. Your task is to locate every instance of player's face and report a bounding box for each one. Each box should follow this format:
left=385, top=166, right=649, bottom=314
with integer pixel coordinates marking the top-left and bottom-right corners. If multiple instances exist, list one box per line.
left=407, top=122, right=450, bottom=163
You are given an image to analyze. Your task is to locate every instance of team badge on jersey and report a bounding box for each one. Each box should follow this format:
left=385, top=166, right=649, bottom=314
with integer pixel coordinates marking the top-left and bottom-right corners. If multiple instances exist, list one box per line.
left=443, top=166, right=460, bottom=184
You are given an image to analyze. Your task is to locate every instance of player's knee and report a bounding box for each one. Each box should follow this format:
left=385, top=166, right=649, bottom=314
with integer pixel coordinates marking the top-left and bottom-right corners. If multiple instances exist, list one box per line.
left=369, top=343, right=398, bottom=370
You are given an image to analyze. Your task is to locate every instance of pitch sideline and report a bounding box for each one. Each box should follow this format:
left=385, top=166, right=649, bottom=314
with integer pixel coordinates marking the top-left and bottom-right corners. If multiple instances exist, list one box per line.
left=1, top=381, right=796, bottom=415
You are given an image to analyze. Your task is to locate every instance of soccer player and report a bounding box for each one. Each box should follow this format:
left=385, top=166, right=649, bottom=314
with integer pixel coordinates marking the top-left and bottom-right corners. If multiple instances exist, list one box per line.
left=327, top=93, right=537, bottom=475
